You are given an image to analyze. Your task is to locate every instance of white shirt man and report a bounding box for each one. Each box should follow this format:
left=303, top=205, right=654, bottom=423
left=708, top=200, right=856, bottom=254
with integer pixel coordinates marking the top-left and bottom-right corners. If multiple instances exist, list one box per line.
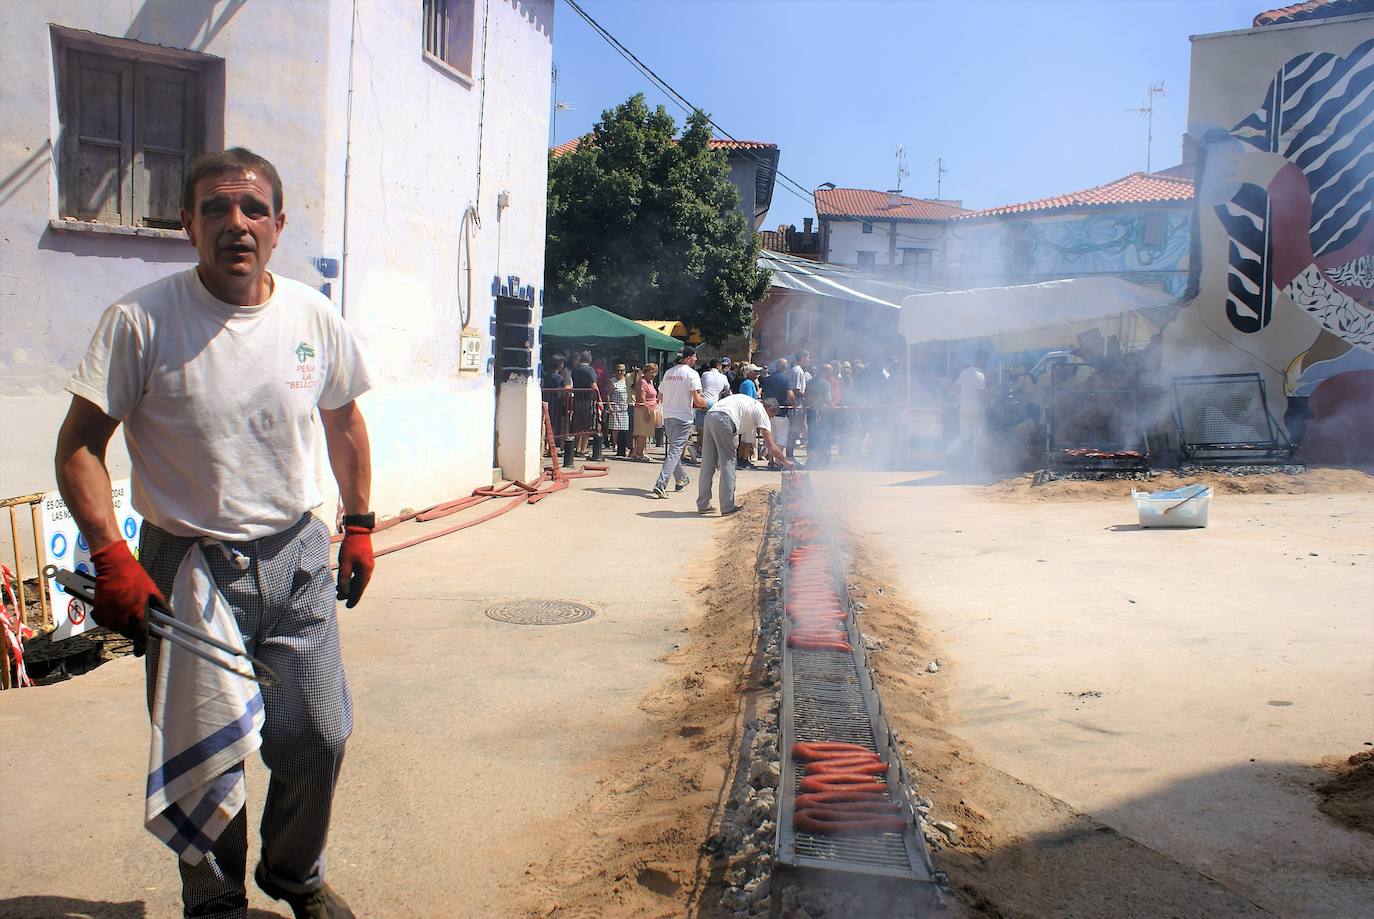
left=949, top=355, right=989, bottom=460
left=700, top=366, right=729, bottom=405
left=698, top=395, right=791, bottom=515
left=653, top=350, right=706, bottom=496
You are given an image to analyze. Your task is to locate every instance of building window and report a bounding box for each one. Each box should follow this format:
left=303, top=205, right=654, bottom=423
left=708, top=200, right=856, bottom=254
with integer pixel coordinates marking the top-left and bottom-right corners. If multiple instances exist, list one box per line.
left=861, top=221, right=874, bottom=234
left=423, top=0, right=476, bottom=77
left=785, top=309, right=812, bottom=343
left=856, top=251, right=876, bottom=269
left=55, top=33, right=215, bottom=229
left=901, top=248, right=934, bottom=269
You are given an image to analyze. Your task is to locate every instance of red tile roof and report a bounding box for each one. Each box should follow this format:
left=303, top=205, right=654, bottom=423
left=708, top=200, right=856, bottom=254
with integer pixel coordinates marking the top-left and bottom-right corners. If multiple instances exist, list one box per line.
left=1253, top=0, right=1374, bottom=25
left=813, top=188, right=971, bottom=222
left=962, top=172, right=1194, bottom=219
left=550, top=136, right=777, bottom=157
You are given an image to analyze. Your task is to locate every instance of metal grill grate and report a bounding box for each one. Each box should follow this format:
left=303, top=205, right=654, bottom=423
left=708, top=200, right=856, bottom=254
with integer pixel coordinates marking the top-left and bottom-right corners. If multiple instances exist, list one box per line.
left=1172, top=373, right=1293, bottom=462
left=1046, top=364, right=1149, bottom=468
left=773, top=481, right=936, bottom=902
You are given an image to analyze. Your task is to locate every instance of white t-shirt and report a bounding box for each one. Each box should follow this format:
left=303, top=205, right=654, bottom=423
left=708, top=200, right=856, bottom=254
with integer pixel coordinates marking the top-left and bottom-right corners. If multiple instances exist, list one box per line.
left=709, top=393, right=771, bottom=434
left=700, top=368, right=729, bottom=403
left=957, top=365, right=986, bottom=412
left=68, top=268, right=372, bottom=541
left=789, top=364, right=808, bottom=395
left=657, top=363, right=702, bottom=423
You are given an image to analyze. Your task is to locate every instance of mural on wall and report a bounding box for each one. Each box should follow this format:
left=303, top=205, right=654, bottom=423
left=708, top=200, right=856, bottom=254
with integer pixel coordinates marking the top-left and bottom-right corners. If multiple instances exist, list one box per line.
left=954, top=210, right=1191, bottom=295
left=1208, top=35, right=1374, bottom=462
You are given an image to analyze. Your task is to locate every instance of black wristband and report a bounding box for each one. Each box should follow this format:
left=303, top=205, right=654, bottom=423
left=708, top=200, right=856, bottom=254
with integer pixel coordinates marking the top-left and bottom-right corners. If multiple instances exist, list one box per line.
left=341, top=512, right=376, bottom=530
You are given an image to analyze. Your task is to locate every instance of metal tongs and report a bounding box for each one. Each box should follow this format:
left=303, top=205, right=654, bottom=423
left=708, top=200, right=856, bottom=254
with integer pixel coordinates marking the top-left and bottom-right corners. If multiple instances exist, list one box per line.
left=43, top=565, right=279, bottom=686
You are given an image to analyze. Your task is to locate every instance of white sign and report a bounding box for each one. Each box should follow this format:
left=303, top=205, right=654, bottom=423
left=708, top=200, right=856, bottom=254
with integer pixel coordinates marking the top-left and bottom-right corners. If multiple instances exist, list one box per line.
left=42, top=479, right=143, bottom=640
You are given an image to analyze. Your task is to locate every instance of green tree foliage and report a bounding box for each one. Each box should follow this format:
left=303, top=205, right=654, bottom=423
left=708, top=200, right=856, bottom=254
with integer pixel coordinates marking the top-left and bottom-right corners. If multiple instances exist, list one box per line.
left=545, top=94, right=771, bottom=345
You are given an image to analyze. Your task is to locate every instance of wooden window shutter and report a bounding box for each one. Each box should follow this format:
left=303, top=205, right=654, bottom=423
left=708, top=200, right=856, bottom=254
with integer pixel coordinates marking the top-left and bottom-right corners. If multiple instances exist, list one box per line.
left=64, top=50, right=133, bottom=223
left=134, top=62, right=200, bottom=228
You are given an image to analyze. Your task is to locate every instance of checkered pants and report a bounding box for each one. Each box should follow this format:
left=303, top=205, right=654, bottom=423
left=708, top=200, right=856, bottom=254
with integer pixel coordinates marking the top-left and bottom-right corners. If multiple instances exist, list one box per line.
left=140, top=514, right=352, bottom=919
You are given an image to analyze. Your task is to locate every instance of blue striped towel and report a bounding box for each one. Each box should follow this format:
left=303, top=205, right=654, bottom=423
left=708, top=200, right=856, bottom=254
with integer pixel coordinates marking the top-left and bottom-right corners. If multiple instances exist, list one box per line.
left=145, top=542, right=263, bottom=864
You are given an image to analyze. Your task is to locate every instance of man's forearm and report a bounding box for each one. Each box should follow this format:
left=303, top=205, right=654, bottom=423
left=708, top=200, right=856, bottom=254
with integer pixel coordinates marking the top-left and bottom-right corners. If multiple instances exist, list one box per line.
left=55, top=426, right=122, bottom=549
left=323, top=403, right=372, bottom=515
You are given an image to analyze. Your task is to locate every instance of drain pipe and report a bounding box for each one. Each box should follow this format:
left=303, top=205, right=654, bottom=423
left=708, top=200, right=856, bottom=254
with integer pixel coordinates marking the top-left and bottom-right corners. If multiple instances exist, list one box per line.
left=338, top=0, right=359, bottom=318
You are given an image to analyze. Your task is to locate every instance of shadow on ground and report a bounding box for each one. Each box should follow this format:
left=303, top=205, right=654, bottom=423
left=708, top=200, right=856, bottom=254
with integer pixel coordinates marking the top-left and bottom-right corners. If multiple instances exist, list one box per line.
left=0, top=898, right=283, bottom=919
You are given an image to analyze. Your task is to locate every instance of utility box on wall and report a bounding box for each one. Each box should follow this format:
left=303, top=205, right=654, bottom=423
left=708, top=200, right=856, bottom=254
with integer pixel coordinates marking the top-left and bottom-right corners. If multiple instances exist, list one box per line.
left=460, top=333, right=483, bottom=371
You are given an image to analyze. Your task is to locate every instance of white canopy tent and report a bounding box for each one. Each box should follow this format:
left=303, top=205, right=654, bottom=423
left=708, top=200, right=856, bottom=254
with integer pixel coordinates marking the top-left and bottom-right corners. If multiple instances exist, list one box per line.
left=760, top=250, right=939, bottom=309
left=899, top=276, right=1178, bottom=344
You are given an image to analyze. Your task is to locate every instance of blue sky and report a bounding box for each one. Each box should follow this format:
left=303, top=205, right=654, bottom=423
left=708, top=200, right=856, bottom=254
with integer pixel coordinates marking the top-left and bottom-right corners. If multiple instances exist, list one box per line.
left=551, top=0, right=1265, bottom=225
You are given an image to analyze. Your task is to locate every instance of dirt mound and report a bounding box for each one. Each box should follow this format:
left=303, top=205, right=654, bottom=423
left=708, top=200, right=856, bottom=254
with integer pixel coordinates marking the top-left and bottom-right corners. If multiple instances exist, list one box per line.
left=986, top=467, right=1374, bottom=503
left=1318, top=751, right=1374, bottom=836
left=507, top=500, right=773, bottom=918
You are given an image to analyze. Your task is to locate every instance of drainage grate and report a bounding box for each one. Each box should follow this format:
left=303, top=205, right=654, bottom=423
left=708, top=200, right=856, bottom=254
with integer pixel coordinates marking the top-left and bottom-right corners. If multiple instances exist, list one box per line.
left=484, top=599, right=596, bottom=625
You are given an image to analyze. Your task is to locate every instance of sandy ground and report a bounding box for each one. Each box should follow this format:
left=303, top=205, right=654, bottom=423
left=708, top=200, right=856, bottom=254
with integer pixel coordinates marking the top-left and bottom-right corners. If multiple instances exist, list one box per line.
left=815, top=468, right=1374, bottom=917
left=0, top=454, right=777, bottom=918
left=4, top=456, right=1372, bottom=918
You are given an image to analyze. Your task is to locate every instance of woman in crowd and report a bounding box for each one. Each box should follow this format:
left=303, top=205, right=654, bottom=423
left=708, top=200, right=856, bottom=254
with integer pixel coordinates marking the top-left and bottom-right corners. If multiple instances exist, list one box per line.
left=632, top=362, right=659, bottom=461
left=607, top=362, right=631, bottom=457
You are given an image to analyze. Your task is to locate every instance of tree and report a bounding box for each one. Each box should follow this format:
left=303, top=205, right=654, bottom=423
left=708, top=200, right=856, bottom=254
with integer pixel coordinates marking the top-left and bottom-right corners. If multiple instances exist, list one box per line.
left=545, top=94, right=771, bottom=345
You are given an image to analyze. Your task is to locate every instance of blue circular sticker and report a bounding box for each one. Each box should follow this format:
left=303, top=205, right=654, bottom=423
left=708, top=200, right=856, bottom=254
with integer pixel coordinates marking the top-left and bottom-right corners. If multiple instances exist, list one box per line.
left=75, top=561, right=91, bottom=575
left=51, top=532, right=68, bottom=559
left=123, top=516, right=138, bottom=539
left=76, top=532, right=89, bottom=552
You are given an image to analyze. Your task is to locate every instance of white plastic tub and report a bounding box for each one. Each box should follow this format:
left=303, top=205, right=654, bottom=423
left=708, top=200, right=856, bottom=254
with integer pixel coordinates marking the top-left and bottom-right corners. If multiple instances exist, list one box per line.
left=1131, top=484, right=1212, bottom=528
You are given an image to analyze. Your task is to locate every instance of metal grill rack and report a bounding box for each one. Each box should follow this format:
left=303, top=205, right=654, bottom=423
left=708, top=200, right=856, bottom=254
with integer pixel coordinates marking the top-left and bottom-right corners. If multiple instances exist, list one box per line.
left=1046, top=363, right=1150, bottom=471
left=773, top=479, right=937, bottom=905
left=1173, top=372, right=1295, bottom=464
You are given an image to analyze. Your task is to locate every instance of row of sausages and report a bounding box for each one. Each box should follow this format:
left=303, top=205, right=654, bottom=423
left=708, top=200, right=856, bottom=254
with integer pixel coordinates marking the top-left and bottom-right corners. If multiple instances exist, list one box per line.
left=791, top=742, right=907, bottom=834
left=783, top=477, right=908, bottom=837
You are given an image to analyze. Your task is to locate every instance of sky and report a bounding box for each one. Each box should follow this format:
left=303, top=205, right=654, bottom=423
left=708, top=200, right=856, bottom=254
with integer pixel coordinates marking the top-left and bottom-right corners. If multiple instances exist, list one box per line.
left=550, top=0, right=1266, bottom=226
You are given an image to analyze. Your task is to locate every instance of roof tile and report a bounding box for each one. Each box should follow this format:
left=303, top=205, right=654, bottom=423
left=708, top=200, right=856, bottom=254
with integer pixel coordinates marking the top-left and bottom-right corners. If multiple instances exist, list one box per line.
left=962, top=172, right=1194, bottom=219
left=1253, top=0, right=1374, bottom=26
left=813, top=188, right=971, bottom=222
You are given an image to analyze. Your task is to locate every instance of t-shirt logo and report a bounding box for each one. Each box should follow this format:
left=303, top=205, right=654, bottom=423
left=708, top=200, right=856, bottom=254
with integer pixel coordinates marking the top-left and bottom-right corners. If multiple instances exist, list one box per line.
left=290, top=341, right=319, bottom=391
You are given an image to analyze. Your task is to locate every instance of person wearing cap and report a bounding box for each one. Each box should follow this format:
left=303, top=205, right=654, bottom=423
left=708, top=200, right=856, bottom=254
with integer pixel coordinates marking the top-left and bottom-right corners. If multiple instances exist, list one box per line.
left=698, top=395, right=792, bottom=515
left=651, top=346, right=706, bottom=498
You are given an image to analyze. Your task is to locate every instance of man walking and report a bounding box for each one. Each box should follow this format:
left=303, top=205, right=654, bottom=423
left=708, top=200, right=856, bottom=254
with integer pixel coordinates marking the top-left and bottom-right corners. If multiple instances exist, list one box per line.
left=652, top=347, right=706, bottom=499
left=698, top=395, right=792, bottom=515
left=948, top=350, right=989, bottom=462
left=54, top=148, right=370, bottom=919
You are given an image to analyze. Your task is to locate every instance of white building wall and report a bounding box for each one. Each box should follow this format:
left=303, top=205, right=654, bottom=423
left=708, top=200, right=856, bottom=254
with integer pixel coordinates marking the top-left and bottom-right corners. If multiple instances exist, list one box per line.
left=342, top=0, right=553, bottom=514
left=823, top=218, right=944, bottom=268
left=0, top=1, right=340, bottom=506
left=0, top=0, right=553, bottom=533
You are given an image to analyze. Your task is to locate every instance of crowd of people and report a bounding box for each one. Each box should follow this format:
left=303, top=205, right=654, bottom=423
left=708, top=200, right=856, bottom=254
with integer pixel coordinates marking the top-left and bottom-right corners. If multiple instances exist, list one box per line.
left=540, top=346, right=905, bottom=473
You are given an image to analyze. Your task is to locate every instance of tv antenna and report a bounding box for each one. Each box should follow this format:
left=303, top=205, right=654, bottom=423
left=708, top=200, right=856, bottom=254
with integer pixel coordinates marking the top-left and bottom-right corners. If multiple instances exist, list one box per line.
left=1126, top=80, right=1166, bottom=173
left=895, top=145, right=909, bottom=192
left=550, top=65, right=575, bottom=142
left=935, top=157, right=949, bottom=199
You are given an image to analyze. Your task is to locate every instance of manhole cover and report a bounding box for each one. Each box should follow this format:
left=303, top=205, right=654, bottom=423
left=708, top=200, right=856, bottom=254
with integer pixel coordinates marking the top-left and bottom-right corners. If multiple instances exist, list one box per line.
left=484, top=599, right=596, bottom=626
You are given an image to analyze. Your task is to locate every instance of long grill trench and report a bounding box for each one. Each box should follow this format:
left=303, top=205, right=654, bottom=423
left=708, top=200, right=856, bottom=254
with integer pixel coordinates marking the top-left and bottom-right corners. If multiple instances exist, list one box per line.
left=773, top=473, right=937, bottom=902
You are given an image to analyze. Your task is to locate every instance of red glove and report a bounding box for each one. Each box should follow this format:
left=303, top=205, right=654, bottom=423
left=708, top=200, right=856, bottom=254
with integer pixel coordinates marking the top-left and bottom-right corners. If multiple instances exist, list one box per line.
left=91, top=540, right=161, bottom=643
left=336, top=526, right=374, bottom=609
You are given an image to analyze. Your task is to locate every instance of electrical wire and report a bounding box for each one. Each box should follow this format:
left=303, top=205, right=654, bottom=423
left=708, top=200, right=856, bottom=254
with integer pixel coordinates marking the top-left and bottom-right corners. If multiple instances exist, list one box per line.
left=560, top=0, right=960, bottom=273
